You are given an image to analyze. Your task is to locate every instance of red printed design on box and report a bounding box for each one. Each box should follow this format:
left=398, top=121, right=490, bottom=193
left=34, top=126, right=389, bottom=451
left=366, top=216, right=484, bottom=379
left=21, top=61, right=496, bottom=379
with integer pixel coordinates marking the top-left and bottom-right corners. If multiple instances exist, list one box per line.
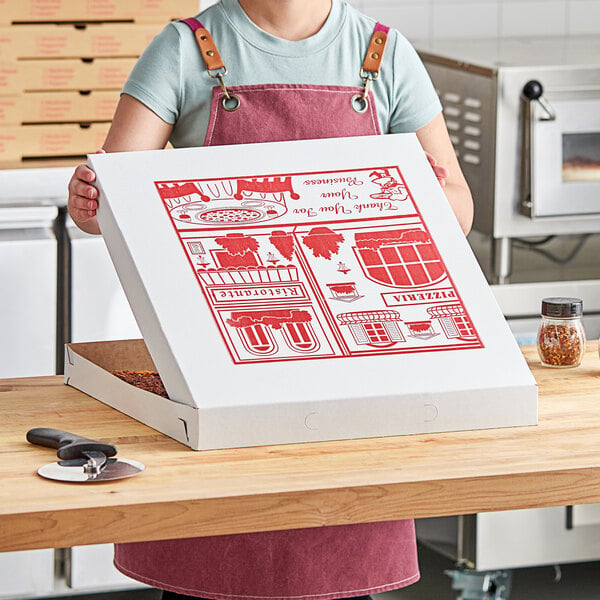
left=155, top=166, right=483, bottom=364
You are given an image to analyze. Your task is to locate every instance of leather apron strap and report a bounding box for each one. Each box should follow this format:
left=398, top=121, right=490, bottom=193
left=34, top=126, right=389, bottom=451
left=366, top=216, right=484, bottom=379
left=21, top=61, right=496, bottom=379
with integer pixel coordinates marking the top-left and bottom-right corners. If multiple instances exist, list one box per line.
left=180, top=17, right=240, bottom=111
left=362, top=23, right=389, bottom=75
left=180, top=17, right=225, bottom=72
left=354, top=23, right=390, bottom=112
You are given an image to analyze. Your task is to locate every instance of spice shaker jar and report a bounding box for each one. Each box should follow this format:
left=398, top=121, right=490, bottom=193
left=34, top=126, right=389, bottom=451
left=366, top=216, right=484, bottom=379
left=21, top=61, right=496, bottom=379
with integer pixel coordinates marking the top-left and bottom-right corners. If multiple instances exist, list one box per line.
left=537, top=297, right=585, bottom=368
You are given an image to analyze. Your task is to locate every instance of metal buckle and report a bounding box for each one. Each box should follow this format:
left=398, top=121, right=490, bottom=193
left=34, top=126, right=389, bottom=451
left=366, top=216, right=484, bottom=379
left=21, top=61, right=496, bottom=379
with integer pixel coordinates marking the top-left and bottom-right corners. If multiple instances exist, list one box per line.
left=360, top=68, right=380, bottom=81
left=207, top=66, right=228, bottom=79
left=352, top=72, right=375, bottom=114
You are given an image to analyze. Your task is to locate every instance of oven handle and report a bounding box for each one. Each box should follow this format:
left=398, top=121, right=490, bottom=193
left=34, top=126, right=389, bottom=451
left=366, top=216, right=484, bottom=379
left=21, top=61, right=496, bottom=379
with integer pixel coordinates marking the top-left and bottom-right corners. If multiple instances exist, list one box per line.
left=522, top=80, right=556, bottom=121
left=519, top=79, right=555, bottom=217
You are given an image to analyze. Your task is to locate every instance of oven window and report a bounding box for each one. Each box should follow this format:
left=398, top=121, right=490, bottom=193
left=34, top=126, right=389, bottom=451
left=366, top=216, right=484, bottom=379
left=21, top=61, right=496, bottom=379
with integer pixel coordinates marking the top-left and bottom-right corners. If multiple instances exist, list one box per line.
left=562, top=132, right=600, bottom=182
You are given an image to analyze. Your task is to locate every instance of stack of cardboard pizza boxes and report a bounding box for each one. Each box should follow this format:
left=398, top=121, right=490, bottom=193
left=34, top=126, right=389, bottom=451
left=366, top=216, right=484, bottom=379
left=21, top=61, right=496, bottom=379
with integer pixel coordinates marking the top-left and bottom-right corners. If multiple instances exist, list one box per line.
left=0, top=0, right=198, bottom=168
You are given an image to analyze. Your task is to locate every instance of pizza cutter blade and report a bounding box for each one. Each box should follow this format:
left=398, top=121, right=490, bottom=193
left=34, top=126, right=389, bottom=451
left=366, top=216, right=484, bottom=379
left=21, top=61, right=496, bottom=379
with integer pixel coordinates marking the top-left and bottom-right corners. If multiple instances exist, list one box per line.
left=27, top=427, right=144, bottom=483
left=37, top=456, right=145, bottom=483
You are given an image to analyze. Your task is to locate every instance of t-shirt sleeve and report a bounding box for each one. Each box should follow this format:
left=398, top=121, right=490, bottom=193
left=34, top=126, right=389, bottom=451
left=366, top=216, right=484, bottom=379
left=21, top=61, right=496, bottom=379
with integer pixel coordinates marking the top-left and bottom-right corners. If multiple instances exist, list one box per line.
left=121, top=22, right=182, bottom=124
left=387, top=32, right=442, bottom=133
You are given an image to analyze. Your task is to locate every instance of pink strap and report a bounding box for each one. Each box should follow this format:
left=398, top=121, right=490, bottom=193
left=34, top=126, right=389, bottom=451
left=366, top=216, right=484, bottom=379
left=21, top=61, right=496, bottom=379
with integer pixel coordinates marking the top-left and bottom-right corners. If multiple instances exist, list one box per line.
left=180, top=17, right=203, bottom=31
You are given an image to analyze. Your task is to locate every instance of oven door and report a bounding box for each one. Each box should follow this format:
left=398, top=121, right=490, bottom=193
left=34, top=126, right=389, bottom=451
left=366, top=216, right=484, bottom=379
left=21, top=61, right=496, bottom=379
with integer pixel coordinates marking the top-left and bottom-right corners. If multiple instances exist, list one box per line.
left=527, top=96, right=600, bottom=218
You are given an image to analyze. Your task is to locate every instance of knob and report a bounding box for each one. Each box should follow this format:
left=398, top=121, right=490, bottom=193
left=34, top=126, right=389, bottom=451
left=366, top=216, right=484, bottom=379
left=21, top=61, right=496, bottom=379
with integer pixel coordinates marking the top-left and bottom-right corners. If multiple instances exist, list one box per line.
left=522, top=80, right=544, bottom=101
left=521, top=79, right=556, bottom=121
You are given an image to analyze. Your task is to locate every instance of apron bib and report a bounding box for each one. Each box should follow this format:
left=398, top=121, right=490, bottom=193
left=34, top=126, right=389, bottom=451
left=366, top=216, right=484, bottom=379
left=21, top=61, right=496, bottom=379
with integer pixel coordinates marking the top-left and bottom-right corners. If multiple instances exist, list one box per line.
left=205, top=82, right=380, bottom=146
left=114, top=18, right=420, bottom=600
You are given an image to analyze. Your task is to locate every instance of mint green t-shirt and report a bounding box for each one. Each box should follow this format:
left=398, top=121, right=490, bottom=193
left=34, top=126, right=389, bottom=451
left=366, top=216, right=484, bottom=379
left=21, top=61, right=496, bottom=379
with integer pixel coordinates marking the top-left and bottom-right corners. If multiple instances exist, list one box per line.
left=122, top=0, right=441, bottom=147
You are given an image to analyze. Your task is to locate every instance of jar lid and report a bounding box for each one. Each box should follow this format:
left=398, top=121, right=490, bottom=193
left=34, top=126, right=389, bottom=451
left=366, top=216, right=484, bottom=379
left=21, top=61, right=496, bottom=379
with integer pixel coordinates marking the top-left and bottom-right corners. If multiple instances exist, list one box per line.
left=541, top=297, right=583, bottom=318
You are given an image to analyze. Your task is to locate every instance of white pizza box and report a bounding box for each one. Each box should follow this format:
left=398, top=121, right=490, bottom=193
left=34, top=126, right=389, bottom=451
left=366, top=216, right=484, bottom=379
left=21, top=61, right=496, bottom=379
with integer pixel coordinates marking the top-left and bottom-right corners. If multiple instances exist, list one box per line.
left=64, top=134, right=537, bottom=450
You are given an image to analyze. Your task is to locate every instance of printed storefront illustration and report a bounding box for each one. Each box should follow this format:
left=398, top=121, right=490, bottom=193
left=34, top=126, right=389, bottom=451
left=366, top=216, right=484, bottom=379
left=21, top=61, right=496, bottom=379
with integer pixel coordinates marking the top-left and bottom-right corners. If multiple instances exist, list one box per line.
left=155, top=166, right=482, bottom=364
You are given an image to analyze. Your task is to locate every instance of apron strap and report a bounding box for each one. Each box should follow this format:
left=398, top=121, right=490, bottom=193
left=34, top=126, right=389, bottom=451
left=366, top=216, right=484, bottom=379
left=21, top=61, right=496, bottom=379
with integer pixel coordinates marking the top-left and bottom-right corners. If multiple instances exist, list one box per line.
left=181, top=17, right=389, bottom=79
left=180, top=17, right=241, bottom=111
left=353, top=23, right=389, bottom=114
left=361, top=23, right=389, bottom=76
left=180, top=17, right=226, bottom=73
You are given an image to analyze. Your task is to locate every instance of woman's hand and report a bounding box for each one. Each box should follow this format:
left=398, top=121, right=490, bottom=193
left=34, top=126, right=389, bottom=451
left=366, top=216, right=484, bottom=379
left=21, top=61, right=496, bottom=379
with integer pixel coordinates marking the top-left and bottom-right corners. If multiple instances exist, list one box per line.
left=425, top=152, right=449, bottom=188
left=66, top=94, right=174, bottom=235
left=416, top=114, right=473, bottom=234
left=67, top=152, right=104, bottom=235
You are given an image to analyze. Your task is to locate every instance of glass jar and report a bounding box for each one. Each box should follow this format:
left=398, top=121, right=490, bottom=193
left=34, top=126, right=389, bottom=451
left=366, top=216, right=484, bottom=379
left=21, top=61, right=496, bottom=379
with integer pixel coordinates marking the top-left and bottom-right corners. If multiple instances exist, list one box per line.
left=537, top=297, right=586, bottom=368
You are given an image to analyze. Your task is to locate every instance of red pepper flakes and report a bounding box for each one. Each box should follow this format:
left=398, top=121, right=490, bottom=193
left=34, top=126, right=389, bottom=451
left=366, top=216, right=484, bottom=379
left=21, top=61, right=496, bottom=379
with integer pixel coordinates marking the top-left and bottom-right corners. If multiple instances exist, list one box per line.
left=537, top=323, right=584, bottom=367
left=112, top=370, right=169, bottom=398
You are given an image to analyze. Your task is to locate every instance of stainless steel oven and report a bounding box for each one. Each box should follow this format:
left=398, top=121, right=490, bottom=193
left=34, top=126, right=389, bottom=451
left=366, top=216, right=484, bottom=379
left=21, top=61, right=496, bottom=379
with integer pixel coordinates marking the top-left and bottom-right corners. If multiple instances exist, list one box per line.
left=414, top=36, right=600, bottom=578
left=417, top=36, right=600, bottom=285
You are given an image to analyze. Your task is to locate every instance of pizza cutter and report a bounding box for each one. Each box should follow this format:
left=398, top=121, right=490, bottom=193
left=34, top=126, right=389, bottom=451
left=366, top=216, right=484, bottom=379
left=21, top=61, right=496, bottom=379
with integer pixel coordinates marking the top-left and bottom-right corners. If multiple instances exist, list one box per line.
left=26, top=427, right=145, bottom=483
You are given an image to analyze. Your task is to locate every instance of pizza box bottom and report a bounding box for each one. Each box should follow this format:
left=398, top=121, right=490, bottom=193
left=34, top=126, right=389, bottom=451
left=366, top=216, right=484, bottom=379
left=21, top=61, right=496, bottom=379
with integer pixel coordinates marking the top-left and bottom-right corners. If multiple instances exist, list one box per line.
left=64, top=339, right=537, bottom=451
left=65, top=339, right=200, bottom=448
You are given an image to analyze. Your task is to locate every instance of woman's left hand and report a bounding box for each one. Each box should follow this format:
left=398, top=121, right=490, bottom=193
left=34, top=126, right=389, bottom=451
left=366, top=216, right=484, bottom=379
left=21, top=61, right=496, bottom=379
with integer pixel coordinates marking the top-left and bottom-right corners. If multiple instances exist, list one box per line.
left=425, top=152, right=449, bottom=188
left=416, top=114, right=473, bottom=234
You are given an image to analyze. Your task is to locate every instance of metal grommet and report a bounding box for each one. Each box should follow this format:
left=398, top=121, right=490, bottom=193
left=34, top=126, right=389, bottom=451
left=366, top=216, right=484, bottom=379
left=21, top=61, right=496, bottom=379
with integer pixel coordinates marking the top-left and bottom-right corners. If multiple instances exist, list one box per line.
left=221, top=93, right=241, bottom=112
left=375, top=37, right=383, bottom=44
left=351, top=94, right=368, bottom=114
left=371, top=52, right=379, bottom=60
left=206, top=50, right=215, bottom=57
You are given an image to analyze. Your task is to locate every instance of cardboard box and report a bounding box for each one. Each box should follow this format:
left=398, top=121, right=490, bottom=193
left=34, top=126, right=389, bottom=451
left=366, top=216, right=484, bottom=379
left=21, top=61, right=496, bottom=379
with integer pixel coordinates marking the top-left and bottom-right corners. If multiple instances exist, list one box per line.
left=0, top=90, right=119, bottom=124
left=0, top=58, right=136, bottom=92
left=0, top=156, right=90, bottom=169
left=0, top=122, right=110, bottom=161
left=65, top=135, right=538, bottom=450
left=65, top=340, right=200, bottom=447
left=0, top=23, right=159, bottom=59
left=0, top=0, right=199, bottom=24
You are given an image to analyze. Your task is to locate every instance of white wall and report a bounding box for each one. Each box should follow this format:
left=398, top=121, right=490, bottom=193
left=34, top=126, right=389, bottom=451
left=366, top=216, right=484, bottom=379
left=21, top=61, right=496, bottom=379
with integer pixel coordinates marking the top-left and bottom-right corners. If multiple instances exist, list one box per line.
left=348, top=0, right=600, bottom=41
left=200, top=0, right=600, bottom=41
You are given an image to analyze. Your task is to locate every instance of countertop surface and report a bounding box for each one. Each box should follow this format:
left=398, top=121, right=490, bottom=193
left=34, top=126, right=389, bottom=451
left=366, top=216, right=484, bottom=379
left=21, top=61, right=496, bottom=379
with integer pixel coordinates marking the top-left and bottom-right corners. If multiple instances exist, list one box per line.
left=2, top=344, right=600, bottom=552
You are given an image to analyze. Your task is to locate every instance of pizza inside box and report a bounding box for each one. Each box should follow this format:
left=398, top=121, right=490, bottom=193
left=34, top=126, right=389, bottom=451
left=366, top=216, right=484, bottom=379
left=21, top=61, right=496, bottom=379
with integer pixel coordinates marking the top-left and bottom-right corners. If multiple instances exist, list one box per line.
left=64, top=134, right=538, bottom=450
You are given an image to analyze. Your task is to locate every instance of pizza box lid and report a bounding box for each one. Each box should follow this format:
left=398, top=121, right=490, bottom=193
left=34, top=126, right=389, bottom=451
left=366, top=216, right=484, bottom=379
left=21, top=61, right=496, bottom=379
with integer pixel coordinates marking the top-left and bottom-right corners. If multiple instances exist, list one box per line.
left=89, top=133, right=536, bottom=426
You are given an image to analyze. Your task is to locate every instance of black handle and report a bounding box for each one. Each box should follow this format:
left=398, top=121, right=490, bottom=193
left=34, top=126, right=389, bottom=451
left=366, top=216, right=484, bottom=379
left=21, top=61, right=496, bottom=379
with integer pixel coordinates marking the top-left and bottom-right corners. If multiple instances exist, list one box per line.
left=26, top=428, right=117, bottom=460
left=521, top=79, right=556, bottom=121
left=522, top=80, right=544, bottom=101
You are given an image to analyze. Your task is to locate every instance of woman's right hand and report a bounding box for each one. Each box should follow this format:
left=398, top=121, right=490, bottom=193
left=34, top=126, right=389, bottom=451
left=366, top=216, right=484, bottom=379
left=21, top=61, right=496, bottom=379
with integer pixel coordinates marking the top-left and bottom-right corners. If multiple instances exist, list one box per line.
left=67, top=162, right=101, bottom=235
left=66, top=94, right=173, bottom=236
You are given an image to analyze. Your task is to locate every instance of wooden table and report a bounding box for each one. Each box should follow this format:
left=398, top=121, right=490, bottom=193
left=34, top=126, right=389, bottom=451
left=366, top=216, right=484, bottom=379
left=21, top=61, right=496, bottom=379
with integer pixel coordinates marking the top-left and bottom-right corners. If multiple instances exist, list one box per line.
left=2, top=345, right=600, bottom=553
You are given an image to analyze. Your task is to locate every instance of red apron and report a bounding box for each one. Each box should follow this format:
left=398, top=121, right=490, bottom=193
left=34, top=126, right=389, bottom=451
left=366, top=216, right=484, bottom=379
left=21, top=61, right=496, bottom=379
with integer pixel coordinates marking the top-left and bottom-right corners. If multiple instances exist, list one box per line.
left=114, top=18, right=419, bottom=600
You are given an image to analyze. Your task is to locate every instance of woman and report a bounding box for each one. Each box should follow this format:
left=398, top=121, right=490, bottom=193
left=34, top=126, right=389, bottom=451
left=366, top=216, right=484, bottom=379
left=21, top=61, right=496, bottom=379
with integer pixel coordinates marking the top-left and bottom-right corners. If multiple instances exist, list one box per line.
left=68, top=1, right=473, bottom=599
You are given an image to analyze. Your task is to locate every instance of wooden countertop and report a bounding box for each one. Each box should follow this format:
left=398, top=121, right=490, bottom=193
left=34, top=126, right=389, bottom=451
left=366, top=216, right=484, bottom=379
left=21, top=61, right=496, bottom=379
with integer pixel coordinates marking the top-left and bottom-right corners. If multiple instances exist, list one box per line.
left=2, top=345, right=600, bottom=552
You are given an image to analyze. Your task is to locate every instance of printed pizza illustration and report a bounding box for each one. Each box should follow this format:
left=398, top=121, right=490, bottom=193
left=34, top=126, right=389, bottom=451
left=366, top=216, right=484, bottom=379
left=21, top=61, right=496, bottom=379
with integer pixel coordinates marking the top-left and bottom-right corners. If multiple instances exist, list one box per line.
left=167, top=200, right=286, bottom=226
left=199, top=206, right=264, bottom=224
